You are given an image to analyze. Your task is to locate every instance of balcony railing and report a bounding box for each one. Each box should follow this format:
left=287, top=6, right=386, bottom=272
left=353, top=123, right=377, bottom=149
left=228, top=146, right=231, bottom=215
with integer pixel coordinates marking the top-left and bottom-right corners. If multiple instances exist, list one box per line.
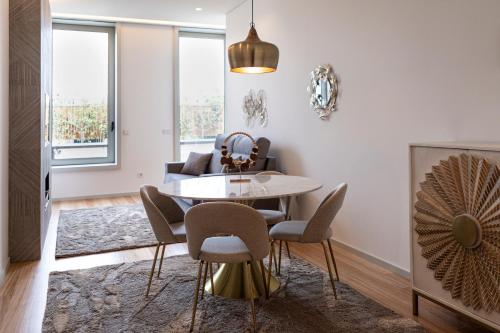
left=179, top=137, right=216, bottom=145
left=52, top=142, right=108, bottom=149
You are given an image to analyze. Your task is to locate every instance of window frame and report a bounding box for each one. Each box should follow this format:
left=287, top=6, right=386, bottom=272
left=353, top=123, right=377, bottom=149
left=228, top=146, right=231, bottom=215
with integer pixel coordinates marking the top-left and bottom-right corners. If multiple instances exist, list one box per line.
left=51, top=23, right=117, bottom=167
left=174, top=29, right=226, bottom=161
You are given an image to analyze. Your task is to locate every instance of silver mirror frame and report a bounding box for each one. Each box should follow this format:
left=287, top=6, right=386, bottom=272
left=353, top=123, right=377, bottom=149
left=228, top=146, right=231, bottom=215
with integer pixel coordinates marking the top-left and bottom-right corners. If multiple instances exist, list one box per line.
left=307, top=64, right=338, bottom=120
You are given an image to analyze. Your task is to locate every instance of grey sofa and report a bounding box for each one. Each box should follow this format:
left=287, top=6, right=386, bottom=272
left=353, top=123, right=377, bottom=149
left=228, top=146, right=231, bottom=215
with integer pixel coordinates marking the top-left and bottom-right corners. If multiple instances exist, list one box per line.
left=164, top=133, right=277, bottom=182
left=164, top=133, right=279, bottom=209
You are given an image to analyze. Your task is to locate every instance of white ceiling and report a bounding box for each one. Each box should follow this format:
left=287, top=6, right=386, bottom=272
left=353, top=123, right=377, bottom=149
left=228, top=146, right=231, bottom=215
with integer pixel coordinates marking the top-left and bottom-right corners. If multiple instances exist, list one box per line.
left=49, top=0, right=247, bottom=29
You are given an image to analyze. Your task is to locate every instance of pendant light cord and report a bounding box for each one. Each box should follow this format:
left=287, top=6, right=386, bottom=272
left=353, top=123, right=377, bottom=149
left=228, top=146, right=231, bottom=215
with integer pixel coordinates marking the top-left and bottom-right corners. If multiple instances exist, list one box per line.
left=251, top=0, right=254, bottom=27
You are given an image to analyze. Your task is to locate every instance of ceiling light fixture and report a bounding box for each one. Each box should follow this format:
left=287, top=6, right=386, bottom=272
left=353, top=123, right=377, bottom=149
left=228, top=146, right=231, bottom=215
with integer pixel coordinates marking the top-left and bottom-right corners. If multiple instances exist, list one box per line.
left=195, top=7, right=203, bottom=11
left=228, top=0, right=279, bottom=74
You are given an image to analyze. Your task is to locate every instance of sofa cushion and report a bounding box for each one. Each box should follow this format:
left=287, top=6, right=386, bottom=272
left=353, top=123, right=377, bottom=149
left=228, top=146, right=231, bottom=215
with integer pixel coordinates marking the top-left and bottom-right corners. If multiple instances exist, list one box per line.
left=181, top=152, right=212, bottom=176
left=214, top=133, right=231, bottom=151
left=208, top=149, right=224, bottom=174
left=208, top=134, right=236, bottom=174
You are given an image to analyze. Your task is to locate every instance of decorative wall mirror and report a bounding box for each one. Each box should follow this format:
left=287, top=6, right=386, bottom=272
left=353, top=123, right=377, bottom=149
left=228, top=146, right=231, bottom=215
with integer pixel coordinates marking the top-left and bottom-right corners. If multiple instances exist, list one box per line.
left=307, top=64, right=338, bottom=120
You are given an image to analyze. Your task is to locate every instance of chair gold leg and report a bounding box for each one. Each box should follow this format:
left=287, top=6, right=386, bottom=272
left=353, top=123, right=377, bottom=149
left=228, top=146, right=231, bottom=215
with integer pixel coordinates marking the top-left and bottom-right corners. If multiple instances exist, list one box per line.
left=209, top=262, right=215, bottom=296
left=259, top=260, right=269, bottom=299
left=201, top=261, right=208, bottom=300
left=272, top=248, right=278, bottom=273
left=321, top=241, right=338, bottom=299
left=285, top=241, right=291, bottom=258
left=267, top=241, right=274, bottom=298
left=278, top=240, right=283, bottom=276
left=145, top=243, right=161, bottom=297
left=249, top=296, right=256, bottom=333
left=157, top=244, right=166, bottom=278
left=190, top=261, right=204, bottom=332
left=246, top=261, right=256, bottom=332
left=327, top=239, right=339, bottom=281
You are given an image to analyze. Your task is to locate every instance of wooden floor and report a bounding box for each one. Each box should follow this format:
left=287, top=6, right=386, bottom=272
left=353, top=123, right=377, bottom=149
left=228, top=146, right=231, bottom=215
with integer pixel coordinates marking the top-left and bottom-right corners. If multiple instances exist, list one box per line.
left=0, top=195, right=490, bottom=333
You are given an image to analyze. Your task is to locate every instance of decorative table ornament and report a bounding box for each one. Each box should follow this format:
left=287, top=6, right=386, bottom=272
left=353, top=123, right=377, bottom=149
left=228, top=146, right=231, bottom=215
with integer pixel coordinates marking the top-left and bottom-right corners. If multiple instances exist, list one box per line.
left=307, top=64, right=339, bottom=120
left=410, top=143, right=500, bottom=332
left=220, top=131, right=259, bottom=183
left=243, top=89, right=268, bottom=127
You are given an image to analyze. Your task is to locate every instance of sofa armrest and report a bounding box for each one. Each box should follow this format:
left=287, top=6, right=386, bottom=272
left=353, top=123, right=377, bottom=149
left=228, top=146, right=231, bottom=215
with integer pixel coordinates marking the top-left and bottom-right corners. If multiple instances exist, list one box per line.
left=166, top=162, right=185, bottom=174
left=164, top=162, right=185, bottom=183
left=265, top=156, right=277, bottom=171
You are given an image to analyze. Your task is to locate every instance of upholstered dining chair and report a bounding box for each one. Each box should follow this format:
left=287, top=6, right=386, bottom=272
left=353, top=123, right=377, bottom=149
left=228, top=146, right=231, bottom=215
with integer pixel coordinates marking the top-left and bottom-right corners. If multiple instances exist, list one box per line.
left=185, top=202, right=270, bottom=332
left=255, top=171, right=291, bottom=272
left=140, top=185, right=187, bottom=297
left=256, top=171, right=289, bottom=225
left=268, top=183, right=347, bottom=299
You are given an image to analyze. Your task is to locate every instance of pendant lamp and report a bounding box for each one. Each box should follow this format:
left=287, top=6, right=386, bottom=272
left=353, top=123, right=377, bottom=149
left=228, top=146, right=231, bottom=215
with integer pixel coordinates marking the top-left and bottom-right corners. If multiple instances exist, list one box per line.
left=228, top=0, right=279, bottom=74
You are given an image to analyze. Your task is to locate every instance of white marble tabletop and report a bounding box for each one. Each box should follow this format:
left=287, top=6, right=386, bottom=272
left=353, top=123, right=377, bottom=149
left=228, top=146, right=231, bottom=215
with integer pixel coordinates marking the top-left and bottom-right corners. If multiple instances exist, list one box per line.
left=158, top=174, right=322, bottom=201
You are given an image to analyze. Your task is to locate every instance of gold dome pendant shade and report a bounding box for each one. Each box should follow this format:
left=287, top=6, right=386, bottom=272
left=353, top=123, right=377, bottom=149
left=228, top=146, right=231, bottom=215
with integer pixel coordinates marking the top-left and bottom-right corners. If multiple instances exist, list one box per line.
left=228, top=0, right=279, bottom=74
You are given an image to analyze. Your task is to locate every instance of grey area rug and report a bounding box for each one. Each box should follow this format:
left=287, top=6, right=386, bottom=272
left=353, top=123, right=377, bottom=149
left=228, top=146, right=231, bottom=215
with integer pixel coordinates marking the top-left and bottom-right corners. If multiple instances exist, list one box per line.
left=43, top=255, right=426, bottom=332
left=56, top=204, right=156, bottom=258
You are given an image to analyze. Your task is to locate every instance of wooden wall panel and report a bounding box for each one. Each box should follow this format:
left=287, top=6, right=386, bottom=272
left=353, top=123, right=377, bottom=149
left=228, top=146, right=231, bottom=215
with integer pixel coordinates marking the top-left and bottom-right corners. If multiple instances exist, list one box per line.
left=9, top=0, right=52, bottom=262
left=40, top=0, right=52, bottom=249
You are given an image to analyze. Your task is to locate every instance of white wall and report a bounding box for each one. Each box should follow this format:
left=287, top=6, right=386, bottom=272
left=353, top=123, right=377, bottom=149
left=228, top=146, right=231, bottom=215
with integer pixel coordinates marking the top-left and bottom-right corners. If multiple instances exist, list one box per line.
left=226, top=0, right=500, bottom=271
left=52, top=23, right=175, bottom=199
left=0, top=0, right=9, bottom=282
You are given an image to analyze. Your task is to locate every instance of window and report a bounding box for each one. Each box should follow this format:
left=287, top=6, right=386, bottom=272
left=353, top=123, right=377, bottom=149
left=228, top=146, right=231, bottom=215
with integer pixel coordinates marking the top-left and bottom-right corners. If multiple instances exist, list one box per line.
left=52, top=24, right=116, bottom=166
left=177, top=31, right=225, bottom=161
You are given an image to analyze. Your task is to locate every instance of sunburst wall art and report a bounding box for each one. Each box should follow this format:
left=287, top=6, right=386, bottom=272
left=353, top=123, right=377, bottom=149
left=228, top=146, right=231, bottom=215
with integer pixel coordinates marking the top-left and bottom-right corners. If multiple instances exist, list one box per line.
left=414, top=153, right=500, bottom=313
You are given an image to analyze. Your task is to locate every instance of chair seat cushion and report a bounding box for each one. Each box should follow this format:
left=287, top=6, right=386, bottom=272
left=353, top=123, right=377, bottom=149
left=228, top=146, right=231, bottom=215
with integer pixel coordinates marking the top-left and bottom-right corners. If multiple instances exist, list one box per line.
left=269, top=220, right=333, bottom=242
left=200, top=236, right=252, bottom=263
left=257, top=209, right=286, bottom=225
left=170, top=222, right=187, bottom=242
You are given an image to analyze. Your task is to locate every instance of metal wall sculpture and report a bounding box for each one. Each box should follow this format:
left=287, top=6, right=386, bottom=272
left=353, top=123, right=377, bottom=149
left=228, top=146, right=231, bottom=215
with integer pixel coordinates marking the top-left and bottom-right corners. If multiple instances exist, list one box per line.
left=243, top=89, right=268, bottom=127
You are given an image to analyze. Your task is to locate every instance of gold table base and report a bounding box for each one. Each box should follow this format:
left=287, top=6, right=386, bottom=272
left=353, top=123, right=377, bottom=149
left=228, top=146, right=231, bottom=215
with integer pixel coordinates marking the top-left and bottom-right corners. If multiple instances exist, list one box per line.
left=205, top=261, right=280, bottom=299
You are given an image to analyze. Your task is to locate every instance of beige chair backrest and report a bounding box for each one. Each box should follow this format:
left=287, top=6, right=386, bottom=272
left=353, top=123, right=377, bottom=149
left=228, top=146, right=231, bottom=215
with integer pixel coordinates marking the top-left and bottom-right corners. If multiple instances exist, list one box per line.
left=140, top=185, right=185, bottom=244
left=302, top=183, right=348, bottom=243
left=185, top=202, right=269, bottom=261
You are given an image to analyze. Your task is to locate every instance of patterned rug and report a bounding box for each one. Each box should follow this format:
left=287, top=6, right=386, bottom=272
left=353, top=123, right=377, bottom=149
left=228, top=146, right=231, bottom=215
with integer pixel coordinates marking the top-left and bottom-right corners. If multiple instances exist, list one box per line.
left=43, top=255, right=426, bottom=332
left=56, top=204, right=156, bottom=258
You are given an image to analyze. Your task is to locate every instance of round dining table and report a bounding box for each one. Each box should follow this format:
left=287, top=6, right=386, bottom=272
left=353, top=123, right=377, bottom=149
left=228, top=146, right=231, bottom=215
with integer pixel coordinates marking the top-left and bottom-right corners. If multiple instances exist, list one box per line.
left=158, top=174, right=322, bottom=299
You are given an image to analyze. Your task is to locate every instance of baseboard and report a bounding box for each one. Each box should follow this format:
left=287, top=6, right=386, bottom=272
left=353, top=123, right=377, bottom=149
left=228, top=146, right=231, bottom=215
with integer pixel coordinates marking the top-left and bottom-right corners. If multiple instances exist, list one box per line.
left=0, top=258, right=9, bottom=287
left=52, top=191, right=139, bottom=202
left=332, top=239, right=410, bottom=279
